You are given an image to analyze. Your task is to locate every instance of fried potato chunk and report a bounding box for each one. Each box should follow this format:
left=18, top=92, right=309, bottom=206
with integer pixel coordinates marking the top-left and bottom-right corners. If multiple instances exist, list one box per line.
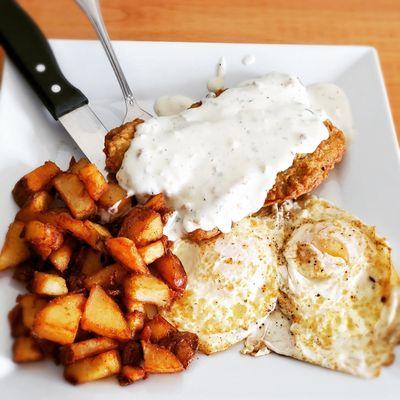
left=141, top=341, right=183, bottom=373
left=24, top=220, right=64, bottom=260
left=118, top=366, right=146, bottom=386
left=104, top=119, right=143, bottom=174
left=12, top=161, right=60, bottom=207
left=159, top=331, right=199, bottom=368
left=32, top=293, right=85, bottom=344
left=40, top=211, right=105, bottom=251
left=18, top=294, right=47, bottom=330
left=15, top=191, right=53, bottom=222
left=59, top=337, right=119, bottom=365
left=80, top=222, right=108, bottom=250
left=97, top=182, right=131, bottom=222
left=81, top=285, right=130, bottom=341
left=120, top=340, right=143, bottom=366
left=35, top=208, right=69, bottom=228
left=68, top=158, right=89, bottom=175
left=53, top=173, right=96, bottom=219
left=124, top=298, right=145, bottom=314
left=124, top=274, right=171, bottom=307
left=12, top=336, right=44, bottom=363
left=64, top=349, right=121, bottom=384
left=145, top=314, right=176, bottom=342
left=78, top=163, right=109, bottom=201
left=143, top=193, right=166, bottom=212
left=138, top=240, right=165, bottom=265
left=106, top=237, right=148, bottom=274
left=84, top=263, right=127, bottom=290
left=126, top=311, right=145, bottom=338
left=8, top=305, right=28, bottom=337
left=140, top=325, right=152, bottom=341
left=119, top=207, right=163, bottom=247
left=78, top=247, right=103, bottom=276
left=85, top=220, right=111, bottom=240
left=32, top=272, right=68, bottom=296
left=49, top=237, right=75, bottom=272
left=0, top=221, right=31, bottom=271
left=152, top=251, right=187, bottom=292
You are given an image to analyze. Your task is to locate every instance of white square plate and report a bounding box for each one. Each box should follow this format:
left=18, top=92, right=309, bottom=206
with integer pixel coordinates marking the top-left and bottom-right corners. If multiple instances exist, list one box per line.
left=0, top=40, right=399, bottom=400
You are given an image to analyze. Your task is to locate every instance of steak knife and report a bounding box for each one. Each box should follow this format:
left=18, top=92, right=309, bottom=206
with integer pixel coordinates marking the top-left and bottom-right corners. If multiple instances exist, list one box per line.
left=0, top=0, right=107, bottom=173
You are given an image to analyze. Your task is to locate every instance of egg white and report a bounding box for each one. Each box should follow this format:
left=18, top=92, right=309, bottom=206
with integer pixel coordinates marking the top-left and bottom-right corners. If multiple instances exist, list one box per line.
left=162, top=209, right=283, bottom=354
left=243, top=197, right=400, bottom=378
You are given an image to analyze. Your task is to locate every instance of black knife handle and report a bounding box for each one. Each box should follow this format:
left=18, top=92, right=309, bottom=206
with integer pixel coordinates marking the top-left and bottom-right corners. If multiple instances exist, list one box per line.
left=0, top=0, right=88, bottom=119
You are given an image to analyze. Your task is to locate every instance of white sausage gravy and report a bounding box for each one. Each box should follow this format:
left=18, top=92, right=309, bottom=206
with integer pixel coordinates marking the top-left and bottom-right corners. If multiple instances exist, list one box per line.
left=118, top=73, right=340, bottom=239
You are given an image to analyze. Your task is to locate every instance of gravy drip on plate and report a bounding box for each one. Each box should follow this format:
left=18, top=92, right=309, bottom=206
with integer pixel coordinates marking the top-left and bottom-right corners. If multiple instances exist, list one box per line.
left=154, top=95, right=194, bottom=117
left=242, top=54, right=256, bottom=66
left=207, top=56, right=227, bottom=93
left=118, top=73, right=329, bottom=238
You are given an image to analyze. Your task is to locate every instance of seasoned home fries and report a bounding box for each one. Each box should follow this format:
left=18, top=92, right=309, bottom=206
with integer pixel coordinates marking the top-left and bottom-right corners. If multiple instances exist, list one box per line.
left=0, top=159, right=198, bottom=386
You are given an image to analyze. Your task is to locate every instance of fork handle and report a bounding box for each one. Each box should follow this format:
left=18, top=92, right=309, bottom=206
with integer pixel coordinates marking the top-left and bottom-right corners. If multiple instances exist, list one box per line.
left=0, top=0, right=88, bottom=119
left=75, top=0, right=134, bottom=103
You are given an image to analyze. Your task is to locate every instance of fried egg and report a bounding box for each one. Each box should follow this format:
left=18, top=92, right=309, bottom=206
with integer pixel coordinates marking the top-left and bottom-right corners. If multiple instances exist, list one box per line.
left=243, top=197, right=400, bottom=378
left=161, top=210, right=283, bottom=354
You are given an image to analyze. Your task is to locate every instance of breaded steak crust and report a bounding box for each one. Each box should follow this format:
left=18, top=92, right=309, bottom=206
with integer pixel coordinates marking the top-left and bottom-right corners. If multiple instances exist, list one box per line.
left=264, top=120, right=346, bottom=206
left=104, top=119, right=346, bottom=242
left=104, top=118, right=143, bottom=174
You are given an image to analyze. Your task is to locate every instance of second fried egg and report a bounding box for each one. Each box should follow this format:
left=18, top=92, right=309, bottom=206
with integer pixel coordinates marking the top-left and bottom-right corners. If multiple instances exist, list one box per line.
left=243, top=198, right=400, bottom=377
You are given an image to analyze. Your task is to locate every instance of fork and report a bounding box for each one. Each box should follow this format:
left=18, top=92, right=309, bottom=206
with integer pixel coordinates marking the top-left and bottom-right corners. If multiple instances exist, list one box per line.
left=75, top=0, right=152, bottom=124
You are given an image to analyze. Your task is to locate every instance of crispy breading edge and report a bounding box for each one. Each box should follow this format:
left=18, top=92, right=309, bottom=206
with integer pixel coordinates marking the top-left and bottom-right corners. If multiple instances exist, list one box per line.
left=104, top=119, right=346, bottom=242
left=104, top=118, right=144, bottom=174
left=264, top=120, right=346, bottom=206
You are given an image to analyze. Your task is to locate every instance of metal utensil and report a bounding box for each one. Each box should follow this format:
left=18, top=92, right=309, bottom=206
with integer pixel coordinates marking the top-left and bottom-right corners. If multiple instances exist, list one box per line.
left=76, top=0, right=152, bottom=123
left=0, top=0, right=108, bottom=173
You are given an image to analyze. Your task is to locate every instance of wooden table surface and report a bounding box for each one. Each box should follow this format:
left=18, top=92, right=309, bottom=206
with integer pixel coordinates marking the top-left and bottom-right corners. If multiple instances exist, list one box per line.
left=1, top=0, right=400, bottom=139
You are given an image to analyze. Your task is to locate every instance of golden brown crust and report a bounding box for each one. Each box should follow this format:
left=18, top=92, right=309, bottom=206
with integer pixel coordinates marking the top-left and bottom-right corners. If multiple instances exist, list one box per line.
left=104, top=118, right=144, bottom=174
left=187, top=121, right=346, bottom=242
left=104, top=118, right=346, bottom=242
left=264, top=120, right=346, bottom=206
left=186, top=228, right=221, bottom=243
